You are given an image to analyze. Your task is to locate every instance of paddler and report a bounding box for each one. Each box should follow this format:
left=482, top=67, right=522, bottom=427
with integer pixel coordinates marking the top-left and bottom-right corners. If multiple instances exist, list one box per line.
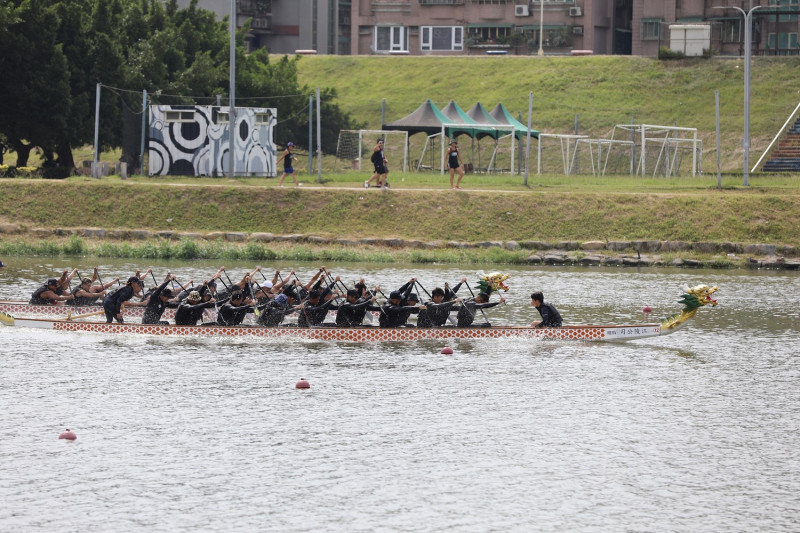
left=175, top=290, right=216, bottom=326
left=29, top=277, right=75, bottom=305
left=103, top=276, right=143, bottom=323
left=456, top=292, right=505, bottom=327
left=530, top=291, right=563, bottom=328
left=141, top=274, right=179, bottom=325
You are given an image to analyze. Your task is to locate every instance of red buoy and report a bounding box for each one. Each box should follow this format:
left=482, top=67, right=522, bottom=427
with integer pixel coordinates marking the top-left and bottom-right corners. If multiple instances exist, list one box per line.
left=296, top=378, right=310, bottom=389
left=58, top=429, right=77, bottom=441
left=642, top=305, right=652, bottom=314
left=441, top=346, right=453, bottom=355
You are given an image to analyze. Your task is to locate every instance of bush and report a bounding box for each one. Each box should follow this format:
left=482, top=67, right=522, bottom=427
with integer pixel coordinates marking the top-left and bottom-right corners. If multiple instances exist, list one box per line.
left=659, top=47, right=685, bottom=60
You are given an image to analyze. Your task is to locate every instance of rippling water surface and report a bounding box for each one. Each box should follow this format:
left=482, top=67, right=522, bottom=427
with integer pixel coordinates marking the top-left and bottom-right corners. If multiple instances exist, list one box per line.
left=1, top=261, right=799, bottom=531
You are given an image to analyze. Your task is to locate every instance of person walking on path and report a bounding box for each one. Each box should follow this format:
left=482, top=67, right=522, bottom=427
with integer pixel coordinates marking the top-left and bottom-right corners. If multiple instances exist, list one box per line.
left=277, top=142, right=300, bottom=187
left=365, top=138, right=389, bottom=189
left=447, top=140, right=465, bottom=190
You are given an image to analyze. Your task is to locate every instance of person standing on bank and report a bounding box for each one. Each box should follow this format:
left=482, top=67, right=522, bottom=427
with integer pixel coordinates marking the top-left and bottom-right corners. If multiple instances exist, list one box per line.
left=365, top=138, right=389, bottom=188
left=277, top=142, right=299, bottom=187
left=447, top=140, right=465, bottom=190
left=530, top=291, right=563, bottom=328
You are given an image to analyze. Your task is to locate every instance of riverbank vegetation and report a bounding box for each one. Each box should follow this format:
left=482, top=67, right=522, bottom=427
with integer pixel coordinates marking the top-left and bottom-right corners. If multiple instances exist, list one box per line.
left=0, top=177, right=797, bottom=248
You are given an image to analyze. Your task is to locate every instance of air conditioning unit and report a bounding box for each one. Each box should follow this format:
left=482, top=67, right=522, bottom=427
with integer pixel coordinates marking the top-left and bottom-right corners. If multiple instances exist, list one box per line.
left=569, top=6, right=582, bottom=17
left=515, top=5, right=530, bottom=17
left=573, top=25, right=584, bottom=35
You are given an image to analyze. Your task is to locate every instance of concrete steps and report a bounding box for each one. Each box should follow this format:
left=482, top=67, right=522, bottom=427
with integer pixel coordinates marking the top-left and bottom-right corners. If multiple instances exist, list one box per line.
left=762, top=116, right=800, bottom=172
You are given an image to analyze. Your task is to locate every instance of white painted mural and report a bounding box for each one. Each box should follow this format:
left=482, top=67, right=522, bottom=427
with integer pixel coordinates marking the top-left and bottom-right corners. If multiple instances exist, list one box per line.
left=148, top=105, right=277, bottom=177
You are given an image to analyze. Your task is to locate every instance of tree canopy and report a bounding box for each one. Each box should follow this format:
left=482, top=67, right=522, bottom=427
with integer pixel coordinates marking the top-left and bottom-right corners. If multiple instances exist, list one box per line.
left=0, top=0, right=360, bottom=173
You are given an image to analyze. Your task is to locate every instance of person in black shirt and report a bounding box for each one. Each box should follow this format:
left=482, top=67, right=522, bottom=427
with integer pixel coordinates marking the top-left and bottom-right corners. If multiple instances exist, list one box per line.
left=142, top=274, right=179, bottom=325
left=456, top=292, right=505, bottom=327
left=175, top=291, right=216, bottom=326
left=30, top=278, right=74, bottom=305
left=379, top=290, right=426, bottom=327
left=256, top=294, right=292, bottom=327
left=447, top=140, right=465, bottom=190
left=335, top=289, right=379, bottom=327
left=103, top=276, right=143, bottom=323
left=216, top=291, right=254, bottom=326
left=296, top=288, right=337, bottom=327
left=418, top=288, right=462, bottom=328
left=530, top=291, right=563, bottom=328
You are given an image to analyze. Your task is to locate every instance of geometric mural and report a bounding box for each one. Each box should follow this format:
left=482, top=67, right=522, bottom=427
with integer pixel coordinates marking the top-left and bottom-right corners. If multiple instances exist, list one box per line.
left=148, top=105, right=277, bottom=176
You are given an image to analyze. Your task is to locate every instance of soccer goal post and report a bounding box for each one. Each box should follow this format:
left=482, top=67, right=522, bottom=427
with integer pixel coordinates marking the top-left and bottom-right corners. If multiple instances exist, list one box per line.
left=335, top=130, right=408, bottom=173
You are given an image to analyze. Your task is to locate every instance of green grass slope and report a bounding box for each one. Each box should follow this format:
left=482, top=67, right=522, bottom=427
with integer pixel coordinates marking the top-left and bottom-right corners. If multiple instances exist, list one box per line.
left=296, top=55, right=800, bottom=173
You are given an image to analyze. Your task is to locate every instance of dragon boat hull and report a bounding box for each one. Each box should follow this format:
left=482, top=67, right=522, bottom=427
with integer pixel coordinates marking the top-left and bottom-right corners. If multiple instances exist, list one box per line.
left=0, top=300, right=161, bottom=319
left=0, top=315, right=666, bottom=342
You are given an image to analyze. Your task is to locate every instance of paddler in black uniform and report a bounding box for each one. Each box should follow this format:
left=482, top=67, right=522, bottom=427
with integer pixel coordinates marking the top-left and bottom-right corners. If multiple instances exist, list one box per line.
left=456, top=292, right=505, bottom=327
left=103, top=276, right=143, bottom=323
left=418, top=288, right=462, bottom=328
left=215, top=290, right=254, bottom=326
left=334, top=288, right=379, bottom=327
left=530, top=291, right=563, bottom=328
left=379, top=291, right=425, bottom=327
left=296, top=288, right=337, bottom=327
left=175, top=290, right=216, bottom=326
left=30, top=278, right=75, bottom=305
left=71, top=270, right=119, bottom=306
left=141, top=274, right=179, bottom=325
left=256, top=293, right=292, bottom=327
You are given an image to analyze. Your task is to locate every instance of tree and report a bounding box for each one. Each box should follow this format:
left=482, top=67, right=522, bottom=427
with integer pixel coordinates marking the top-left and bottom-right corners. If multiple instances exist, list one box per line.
left=0, top=0, right=71, bottom=168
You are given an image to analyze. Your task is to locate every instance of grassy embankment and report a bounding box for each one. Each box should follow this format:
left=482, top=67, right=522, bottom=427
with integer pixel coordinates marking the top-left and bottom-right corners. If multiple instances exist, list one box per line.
left=0, top=177, right=798, bottom=264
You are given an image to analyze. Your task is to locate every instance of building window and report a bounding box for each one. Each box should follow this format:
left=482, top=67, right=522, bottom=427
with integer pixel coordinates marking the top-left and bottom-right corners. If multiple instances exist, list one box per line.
left=375, top=26, right=408, bottom=52
left=255, top=112, right=273, bottom=124
left=421, top=26, right=463, bottom=51
left=721, top=18, right=742, bottom=43
left=216, top=112, right=230, bottom=124
left=468, top=26, right=511, bottom=42
left=769, top=0, right=799, bottom=23
left=165, top=110, right=195, bottom=123
left=641, top=19, right=662, bottom=41
left=767, top=32, right=799, bottom=52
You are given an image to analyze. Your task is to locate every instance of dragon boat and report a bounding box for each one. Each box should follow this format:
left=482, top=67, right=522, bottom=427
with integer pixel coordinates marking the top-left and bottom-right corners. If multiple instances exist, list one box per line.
left=0, top=285, right=719, bottom=342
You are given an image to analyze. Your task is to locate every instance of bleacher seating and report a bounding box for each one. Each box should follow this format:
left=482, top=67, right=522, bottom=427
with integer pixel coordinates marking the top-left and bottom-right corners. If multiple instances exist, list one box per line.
left=762, top=117, right=800, bottom=172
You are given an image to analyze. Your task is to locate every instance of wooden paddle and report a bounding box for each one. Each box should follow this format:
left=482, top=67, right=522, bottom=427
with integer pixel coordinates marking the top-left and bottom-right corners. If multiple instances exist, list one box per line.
left=62, top=309, right=105, bottom=321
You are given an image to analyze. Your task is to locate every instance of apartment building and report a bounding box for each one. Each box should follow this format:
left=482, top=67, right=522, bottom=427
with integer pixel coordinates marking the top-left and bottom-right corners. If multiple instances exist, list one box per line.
left=178, top=0, right=799, bottom=57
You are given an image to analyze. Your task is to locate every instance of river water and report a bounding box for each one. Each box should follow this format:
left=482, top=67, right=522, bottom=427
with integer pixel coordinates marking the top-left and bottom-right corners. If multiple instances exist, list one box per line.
left=1, top=260, right=798, bottom=532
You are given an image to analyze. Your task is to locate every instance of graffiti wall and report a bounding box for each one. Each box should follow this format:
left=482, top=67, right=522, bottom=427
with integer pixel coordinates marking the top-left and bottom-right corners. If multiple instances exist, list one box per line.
left=148, top=105, right=277, bottom=177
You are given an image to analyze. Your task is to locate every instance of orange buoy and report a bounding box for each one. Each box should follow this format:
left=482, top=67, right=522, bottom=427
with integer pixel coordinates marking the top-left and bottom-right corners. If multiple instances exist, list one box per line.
left=58, top=428, right=77, bottom=441
left=296, top=378, right=310, bottom=389
left=642, top=305, right=652, bottom=314
left=441, top=346, right=453, bottom=355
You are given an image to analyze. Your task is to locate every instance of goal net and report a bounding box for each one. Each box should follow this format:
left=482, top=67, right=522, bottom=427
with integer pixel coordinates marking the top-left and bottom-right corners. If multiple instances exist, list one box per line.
left=334, top=130, right=408, bottom=173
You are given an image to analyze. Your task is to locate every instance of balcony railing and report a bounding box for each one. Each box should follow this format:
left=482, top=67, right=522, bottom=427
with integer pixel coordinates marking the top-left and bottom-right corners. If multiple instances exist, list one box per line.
left=419, top=0, right=465, bottom=5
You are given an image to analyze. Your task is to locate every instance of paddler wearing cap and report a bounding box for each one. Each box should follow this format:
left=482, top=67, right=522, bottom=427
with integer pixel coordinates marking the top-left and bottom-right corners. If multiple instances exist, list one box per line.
left=103, top=276, right=144, bottom=323
left=29, top=276, right=75, bottom=305
left=141, top=274, right=180, bottom=325
left=175, top=289, right=216, bottom=326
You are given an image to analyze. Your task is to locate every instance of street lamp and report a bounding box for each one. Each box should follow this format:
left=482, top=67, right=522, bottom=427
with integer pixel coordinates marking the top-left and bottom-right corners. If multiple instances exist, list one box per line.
left=229, top=0, right=236, bottom=178
left=538, top=0, right=544, bottom=56
left=713, top=3, right=767, bottom=186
